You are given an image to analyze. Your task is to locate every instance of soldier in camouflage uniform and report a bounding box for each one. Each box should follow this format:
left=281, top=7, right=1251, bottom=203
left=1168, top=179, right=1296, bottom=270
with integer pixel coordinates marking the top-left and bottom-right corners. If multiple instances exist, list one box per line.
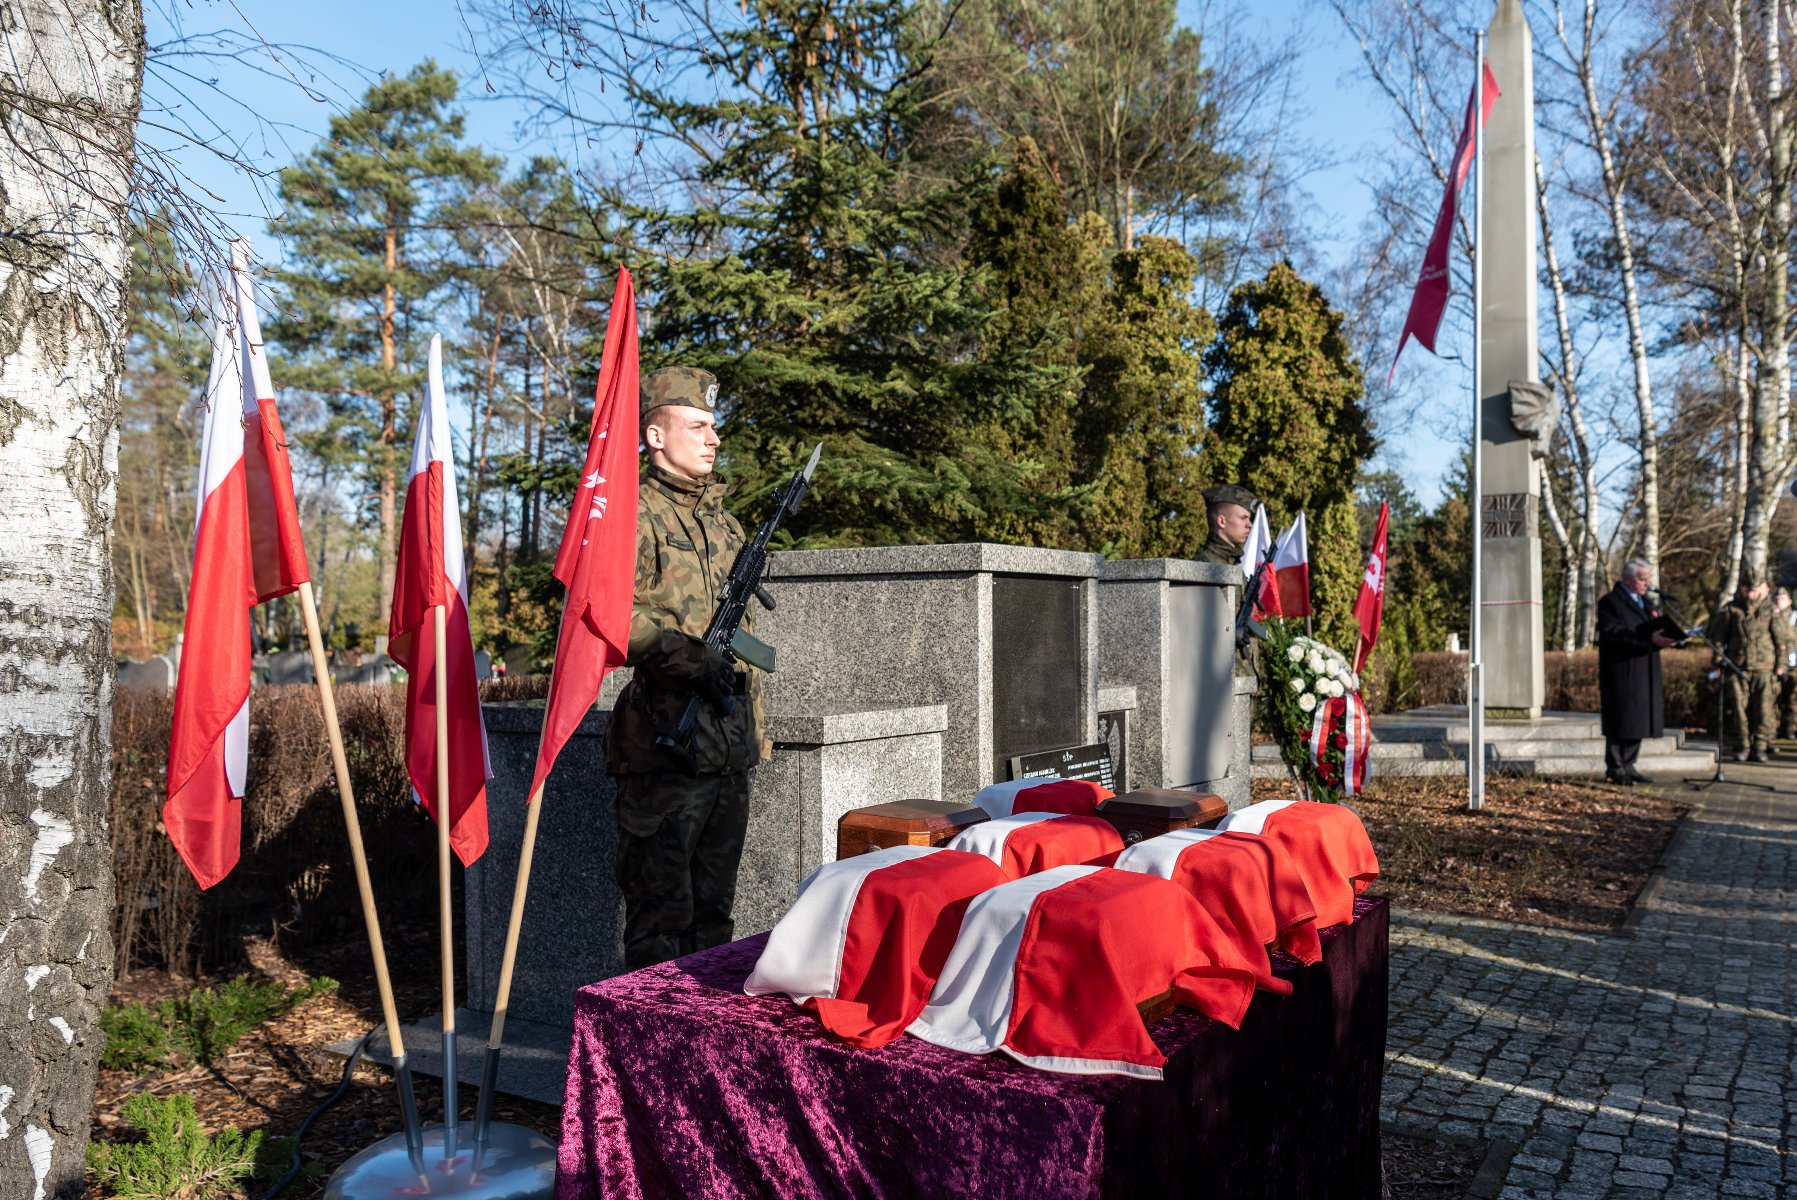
left=1196, top=484, right=1259, bottom=566
left=1706, top=578, right=1791, bottom=762
left=1775, top=588, right=1797, bottom=738
left=607, top=366, right=769, bottom=969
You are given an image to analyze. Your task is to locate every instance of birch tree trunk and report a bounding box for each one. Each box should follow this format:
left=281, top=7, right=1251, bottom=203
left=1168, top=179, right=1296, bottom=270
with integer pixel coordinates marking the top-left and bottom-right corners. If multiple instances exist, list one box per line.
left=0, top=1, right=143, bottom=1196
left=1741, top=0, right=1792, bottom=584
left=1557, top=0, right=1663, bottom=574
left=1534, top=153, right=1601, bottom=646
left=1538, top=459, right=1579, bottom=651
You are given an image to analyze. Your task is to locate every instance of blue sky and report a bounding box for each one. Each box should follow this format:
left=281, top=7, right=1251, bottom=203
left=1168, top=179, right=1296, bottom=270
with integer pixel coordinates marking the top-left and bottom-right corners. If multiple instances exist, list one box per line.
left=146, top=0, right=1467, bottom=502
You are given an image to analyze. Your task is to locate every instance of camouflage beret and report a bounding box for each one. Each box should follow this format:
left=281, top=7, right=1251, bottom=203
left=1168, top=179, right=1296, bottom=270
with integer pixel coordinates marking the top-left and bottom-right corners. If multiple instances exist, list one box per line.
left=641, top=366, right=720, bottom=418
left=1202, top=484, right=1259, bottom=512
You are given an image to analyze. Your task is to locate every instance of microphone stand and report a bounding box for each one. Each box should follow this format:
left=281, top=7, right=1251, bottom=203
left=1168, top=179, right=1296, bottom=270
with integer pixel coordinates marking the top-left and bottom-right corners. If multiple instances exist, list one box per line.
left=1655, top=593, right=1779, bottom=793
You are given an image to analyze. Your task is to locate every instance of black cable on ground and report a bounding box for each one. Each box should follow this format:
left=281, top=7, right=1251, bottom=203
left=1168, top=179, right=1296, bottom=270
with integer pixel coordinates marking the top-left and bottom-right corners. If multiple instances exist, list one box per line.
left=263, top=1022, right=378, bottom=1200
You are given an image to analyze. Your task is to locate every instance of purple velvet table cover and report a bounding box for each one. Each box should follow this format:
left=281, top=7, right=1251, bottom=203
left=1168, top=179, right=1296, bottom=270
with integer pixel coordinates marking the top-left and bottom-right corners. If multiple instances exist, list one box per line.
left=556, top=896, right=1388, bottom=1200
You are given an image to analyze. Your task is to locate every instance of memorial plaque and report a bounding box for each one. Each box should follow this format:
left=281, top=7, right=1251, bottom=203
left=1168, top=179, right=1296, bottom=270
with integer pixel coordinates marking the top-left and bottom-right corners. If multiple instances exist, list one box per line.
left=990, top=575, right=1084, bottom=782
left=1097, top=709, right=1129, bottom=794
left=1007, top=742, right=1116, bottom=793
left=1481, top=492, right=1537, bottom=539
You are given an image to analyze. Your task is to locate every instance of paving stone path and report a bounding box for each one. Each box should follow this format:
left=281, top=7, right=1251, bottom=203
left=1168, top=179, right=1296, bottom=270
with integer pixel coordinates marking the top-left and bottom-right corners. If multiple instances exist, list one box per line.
left=1381, top=761, right=1797, bottom=1198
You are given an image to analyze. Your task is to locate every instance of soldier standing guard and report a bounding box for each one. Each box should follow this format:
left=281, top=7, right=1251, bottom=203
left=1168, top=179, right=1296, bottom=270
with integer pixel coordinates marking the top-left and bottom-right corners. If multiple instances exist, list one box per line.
left=1775, top=587, right=1797, bottom=739
left=607, top=366, right=769, bottom=970
left=1706, top=577, right=1791, bottom=763
left=1197, top=484, right=1259, bottom=566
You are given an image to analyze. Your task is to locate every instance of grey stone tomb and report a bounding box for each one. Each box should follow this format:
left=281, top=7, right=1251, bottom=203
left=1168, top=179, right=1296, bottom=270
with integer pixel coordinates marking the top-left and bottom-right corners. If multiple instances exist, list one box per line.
left=1478, top=0, right=1546, bottom=716
left=1097, top=558, right=1253, bottom=808
left=757, top=543, right=1103, bottom=802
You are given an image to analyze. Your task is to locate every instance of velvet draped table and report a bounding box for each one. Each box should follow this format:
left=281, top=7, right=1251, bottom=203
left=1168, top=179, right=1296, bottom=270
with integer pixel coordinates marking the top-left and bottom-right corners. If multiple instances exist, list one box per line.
left=556, top=896, right=1389, bottom=1200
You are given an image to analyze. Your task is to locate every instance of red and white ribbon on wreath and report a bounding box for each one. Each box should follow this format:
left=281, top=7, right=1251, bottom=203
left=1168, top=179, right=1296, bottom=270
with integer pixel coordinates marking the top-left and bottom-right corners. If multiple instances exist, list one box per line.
left=1309, top=692, right=1372, bottom=796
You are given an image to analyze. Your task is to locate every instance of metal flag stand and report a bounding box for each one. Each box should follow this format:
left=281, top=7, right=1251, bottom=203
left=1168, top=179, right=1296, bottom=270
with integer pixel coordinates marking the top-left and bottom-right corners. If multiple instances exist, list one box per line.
left=1469, top=28, right=1489, bottom=813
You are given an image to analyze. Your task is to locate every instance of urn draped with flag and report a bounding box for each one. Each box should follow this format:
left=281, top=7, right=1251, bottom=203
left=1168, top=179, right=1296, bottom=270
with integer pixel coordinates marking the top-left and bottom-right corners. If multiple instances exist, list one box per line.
left=165, top=244, right=311, bottom=889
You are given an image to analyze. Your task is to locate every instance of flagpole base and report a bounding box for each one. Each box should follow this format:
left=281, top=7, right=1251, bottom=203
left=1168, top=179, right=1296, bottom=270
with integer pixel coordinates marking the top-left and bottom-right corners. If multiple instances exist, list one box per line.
left=324, top=1122, right=553, bottom=1199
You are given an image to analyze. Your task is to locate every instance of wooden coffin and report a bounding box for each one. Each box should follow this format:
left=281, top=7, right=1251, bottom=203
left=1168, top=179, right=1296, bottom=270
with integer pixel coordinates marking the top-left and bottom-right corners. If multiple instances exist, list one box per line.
left=1098, top=788, right=1228, bottom=846
left=836, top=799, right=990, bottom=860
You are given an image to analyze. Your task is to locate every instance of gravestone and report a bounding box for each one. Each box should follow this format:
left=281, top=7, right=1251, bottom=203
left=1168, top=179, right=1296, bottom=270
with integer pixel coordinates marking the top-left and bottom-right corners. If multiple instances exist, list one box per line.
left=758, top=543, right=1102, bottom=802
left=1097, top=558, right=1249, bottom=806
left=262, top=649, right=314, bottom=686
left=116, top=654, right=177, bottom=690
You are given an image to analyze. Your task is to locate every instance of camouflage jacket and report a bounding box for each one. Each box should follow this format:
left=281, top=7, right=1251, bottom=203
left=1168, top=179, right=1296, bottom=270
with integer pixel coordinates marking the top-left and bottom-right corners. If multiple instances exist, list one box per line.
left=606, top=463, right=768, bottom=775
left=1195, top=532, right=1242, bottom=566
left=1708, top=596, right=1794, bottom=673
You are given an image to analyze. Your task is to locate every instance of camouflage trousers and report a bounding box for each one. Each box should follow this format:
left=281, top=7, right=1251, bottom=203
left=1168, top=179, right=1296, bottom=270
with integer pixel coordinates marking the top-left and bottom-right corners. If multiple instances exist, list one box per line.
left=1780, top=672, right=1797, bottom=737
left=614, top=770, right=752, bottom=971
left=1723, top=669, right=1777, bottom=753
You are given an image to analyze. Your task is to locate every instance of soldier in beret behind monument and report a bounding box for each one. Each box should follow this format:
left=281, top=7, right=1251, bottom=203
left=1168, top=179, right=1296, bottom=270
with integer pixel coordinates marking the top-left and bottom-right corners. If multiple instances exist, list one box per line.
left=1197, top=484, right=1259, bottom=566
left=607, top=366, right=769, bottom=969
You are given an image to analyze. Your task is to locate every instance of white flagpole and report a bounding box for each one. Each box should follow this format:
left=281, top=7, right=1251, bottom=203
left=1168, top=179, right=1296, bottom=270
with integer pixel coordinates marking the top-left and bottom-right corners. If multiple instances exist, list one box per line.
left=1470, top=32, right=1488, bottom=812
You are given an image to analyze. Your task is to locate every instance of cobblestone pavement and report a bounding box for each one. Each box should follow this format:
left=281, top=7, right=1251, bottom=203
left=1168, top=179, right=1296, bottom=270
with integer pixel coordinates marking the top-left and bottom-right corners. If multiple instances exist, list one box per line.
left=1381, top=761, right=1797, bottom=1198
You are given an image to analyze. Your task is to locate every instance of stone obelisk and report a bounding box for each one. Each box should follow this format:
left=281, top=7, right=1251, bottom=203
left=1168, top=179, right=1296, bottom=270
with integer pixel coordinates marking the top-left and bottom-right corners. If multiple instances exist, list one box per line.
left=1479, top=0, right=1545, bottom=717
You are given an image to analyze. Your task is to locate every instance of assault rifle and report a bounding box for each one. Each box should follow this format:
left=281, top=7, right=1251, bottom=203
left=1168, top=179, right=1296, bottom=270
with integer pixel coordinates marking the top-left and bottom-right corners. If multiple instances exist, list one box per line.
left=655, top=443, right=823, bottom=773
left=1236, top=558, right=1269, bottom=655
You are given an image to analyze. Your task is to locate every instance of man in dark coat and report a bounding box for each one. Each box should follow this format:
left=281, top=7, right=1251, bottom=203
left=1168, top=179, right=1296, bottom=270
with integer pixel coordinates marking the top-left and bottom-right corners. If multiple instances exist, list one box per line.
left=1596, top=558, right=1680, bottom=785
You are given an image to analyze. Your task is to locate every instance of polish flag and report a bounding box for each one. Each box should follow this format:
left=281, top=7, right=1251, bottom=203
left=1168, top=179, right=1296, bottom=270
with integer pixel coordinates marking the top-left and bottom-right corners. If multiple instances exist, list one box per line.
left=908, top=866, right=1262, bottom=1078
left=1353, top=501, right=1391, bottom=671
left=1216, top=800, right=1381, bottom=930
left=389, top=334, right=491, bottom=866
left=1259, top=513, right=1312, bottom=619
left=744, top=846, right=1006, bottom=1048
left=165, top=245, right=310, bottom=889
left=1108, top=827, right=1317, bottom=978
left=528, top=268, right=639, bottom=799
left=1239, top=502, right=1272, bottom=583
left=970, top=777, right=1112, bottom=820
left=945, top=812, right=1124, bottom=881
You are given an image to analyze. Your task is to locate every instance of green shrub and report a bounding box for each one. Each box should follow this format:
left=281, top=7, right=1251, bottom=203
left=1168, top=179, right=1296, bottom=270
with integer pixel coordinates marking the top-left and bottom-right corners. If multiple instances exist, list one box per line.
left=101, top=976, right=337, bottom=1074
left=87, top=1092, right=264, bottom=1200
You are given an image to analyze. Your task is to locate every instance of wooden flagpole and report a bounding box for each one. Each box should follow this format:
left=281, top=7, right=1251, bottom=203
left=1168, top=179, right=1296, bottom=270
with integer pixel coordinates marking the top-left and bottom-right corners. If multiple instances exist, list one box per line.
left=433, top=604, right=459, bottom=1153
left=471, top=769, right=547, bottom=1155
left=296, top=581, right=425, bottom=1167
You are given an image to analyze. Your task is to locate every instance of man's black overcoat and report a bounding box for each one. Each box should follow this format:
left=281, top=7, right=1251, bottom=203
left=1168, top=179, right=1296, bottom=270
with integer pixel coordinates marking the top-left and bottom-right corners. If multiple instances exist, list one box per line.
left=1595, top=583, right=1664, bottom=740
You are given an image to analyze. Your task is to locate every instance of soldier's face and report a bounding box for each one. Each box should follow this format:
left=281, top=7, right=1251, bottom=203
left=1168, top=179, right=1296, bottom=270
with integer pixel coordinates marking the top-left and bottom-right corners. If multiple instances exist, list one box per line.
left=1215, top=503, right=1253, bottom=546
left=648, top=407, right=720, bottom=480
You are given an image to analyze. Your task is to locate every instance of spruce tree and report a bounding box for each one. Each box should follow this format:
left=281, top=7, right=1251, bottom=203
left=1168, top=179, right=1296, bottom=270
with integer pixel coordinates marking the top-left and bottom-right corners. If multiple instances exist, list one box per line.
left=619, top=1, right=1071, bottom=544
left=1203, top=262, right=1375, bottom=646
left=268, top=62, right=501, bottom=637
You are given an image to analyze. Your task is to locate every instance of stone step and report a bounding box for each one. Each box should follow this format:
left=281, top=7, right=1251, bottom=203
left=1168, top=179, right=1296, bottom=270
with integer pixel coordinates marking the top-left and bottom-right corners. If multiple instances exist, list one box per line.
left=1250, top=733, right=1687, bottom=764
left=1250, top=749, right=1719, bottom=780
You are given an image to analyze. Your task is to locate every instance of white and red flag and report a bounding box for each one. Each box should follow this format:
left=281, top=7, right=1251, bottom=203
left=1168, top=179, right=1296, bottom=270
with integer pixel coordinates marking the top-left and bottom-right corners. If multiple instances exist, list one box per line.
left=528, top=268, right=640, bottom=799
left=1259, top=512, right=1312, bottom=618
left=166, top=243, right=311, bottom=889
left=744, top=846, right=1005, bottom=1049
left=908, top=866, right=1262, bottom=1078
left=1239, top=502, right=1272, bottom=584
left=1389, top=61, right=1501, bottom=382
left=389, top=334, right=491, bottom=866
left=945, top=812, right=1123, bottom=881
left=1216, top=800, right=1381, bottom=930
left=1353, top=501, right=1391, bottom=671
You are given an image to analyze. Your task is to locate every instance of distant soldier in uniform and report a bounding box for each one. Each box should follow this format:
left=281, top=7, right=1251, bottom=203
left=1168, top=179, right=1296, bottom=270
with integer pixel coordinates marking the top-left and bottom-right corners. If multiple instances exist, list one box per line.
left=607, top=366, right=768, bottom=969
left=1197, top=484, right=1258, bottom=566
left=1776, top=587, right=1797, bottom=738
left=1707, top=577, right=1791, bottom=762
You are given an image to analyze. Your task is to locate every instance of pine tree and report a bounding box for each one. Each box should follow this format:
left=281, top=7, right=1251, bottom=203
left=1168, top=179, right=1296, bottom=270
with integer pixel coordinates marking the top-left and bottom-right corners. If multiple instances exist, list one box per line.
left=268, top=61, right=501, bottom=638
left=620, top=0, right=1071, bottom=545
left=1203, top=262, right=1375, bottom=646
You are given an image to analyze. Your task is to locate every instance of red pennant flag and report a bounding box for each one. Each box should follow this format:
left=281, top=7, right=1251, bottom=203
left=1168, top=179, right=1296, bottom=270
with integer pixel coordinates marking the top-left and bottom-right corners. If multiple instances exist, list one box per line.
left=1389, top=61, right=1501, bottom=382
left=165, top=245, right=312, bottom=888
left=529, top=268, right=640, bottom=799
left=1259, top=513, right=1312, bottom=619
left=1353, top=502, right=1390, bottom=672
left=389, top=334, right=491, bottom=865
